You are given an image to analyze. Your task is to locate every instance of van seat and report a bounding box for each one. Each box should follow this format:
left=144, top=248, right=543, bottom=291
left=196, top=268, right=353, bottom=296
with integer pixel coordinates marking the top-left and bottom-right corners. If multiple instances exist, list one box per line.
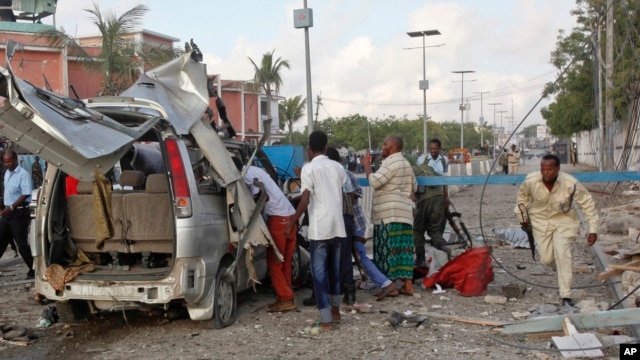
left=117, top=170, right=145, bottom=190
left=67, top=180, right=128, bottom=253
left=123, top=174, right=174, bottom=253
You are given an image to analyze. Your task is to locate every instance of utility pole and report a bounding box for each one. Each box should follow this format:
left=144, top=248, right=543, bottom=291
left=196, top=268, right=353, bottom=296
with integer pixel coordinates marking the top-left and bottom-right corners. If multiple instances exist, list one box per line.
left=593, top=17, right=604, bottom=171
left=488, top=102, right=501, bottom=159
left=314, top=93, right=321, bottom=126
left=510, top=98, right=515, bottom=134
left=475, top=91, right=490, bottom=153
left=497, top=110, right=508, bottom=148
left=452, top=70, right=476, bottom=149
left=605, top=0, right=614, bottom=170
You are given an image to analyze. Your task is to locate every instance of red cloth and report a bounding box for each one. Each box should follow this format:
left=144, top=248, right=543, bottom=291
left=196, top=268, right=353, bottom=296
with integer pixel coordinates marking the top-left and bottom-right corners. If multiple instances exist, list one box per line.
left=266, top=216, right=297, bottom=301
left=422, top=246, right=494, bottom=296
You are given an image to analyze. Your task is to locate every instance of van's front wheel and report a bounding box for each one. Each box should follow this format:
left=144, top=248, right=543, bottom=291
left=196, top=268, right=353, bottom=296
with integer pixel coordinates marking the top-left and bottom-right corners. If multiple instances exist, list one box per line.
left=202, top=265, right=237, bottom=329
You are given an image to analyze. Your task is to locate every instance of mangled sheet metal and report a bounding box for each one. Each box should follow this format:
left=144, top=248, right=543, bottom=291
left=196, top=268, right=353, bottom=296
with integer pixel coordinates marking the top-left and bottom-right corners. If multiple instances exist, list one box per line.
left=0, top=40, right=157, bottom=181
left=0, top=39, right=275, bottom=262
left=121, top=51, right=209, bottom=135
left=121, top=46, right=275, bottom=257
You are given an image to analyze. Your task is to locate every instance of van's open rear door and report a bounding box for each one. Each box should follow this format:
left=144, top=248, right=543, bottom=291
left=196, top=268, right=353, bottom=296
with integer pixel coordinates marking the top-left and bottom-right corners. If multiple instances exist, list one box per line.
left=0, top=40, right=157, bottom=181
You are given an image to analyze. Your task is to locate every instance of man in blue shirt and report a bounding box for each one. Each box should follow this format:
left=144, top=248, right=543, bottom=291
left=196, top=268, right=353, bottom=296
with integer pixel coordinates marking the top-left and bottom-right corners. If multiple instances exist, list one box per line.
left=0, top=151, right=34, bottom=279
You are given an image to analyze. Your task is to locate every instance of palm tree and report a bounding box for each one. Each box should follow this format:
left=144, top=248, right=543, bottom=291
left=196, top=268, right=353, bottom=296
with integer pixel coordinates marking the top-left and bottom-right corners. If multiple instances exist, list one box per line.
left=278, top=95, right=306, bottom=142
left=248, top=50, right=290, bottom=135
left=38, top=3, right=177, bottom=96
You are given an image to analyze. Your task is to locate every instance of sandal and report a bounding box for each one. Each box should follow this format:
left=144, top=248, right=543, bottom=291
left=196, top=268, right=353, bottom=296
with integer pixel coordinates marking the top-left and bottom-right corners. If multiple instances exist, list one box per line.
left=375, top=284, right=397, bottom=301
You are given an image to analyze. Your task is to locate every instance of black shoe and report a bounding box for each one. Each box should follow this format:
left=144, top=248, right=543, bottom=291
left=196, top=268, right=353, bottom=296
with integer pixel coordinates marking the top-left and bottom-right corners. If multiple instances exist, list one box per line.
left=562, top=298, right=574, bottom=307
left=25, top=270, right=35, bottom=280
left=342, top=284, right=356, bottom=306
left=303, top=295, right=317, bottom=307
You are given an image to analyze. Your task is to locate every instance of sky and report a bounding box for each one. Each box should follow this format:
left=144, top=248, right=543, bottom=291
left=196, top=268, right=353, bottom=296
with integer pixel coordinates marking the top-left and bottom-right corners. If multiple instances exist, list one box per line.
left=49, top=0, right=578, bottom=133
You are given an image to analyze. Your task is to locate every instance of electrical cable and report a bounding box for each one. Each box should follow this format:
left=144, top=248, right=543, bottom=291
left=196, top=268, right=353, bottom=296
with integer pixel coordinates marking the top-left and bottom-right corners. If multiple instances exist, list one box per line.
left=607, top=282, right=640, bottom=310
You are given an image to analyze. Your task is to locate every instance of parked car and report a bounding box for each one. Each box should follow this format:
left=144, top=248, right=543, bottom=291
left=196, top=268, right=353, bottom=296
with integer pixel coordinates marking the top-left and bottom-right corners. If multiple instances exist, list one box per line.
left=0, top=40, right=307, bottom=329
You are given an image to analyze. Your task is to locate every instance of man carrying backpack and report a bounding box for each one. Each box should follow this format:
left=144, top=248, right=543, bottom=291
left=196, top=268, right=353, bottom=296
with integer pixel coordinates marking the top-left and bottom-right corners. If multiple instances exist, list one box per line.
left=413, top=139, right=449, bottom=267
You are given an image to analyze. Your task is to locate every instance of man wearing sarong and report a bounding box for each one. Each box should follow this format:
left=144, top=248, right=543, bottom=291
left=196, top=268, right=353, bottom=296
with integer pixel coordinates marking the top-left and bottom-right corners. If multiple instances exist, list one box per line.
left=362, top=136, right=417, bottom=295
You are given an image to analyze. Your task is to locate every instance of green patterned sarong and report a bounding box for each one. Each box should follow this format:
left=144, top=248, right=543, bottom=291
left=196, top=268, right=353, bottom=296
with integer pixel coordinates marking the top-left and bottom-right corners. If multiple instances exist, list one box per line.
left=373, top=222, right=414, bottom=280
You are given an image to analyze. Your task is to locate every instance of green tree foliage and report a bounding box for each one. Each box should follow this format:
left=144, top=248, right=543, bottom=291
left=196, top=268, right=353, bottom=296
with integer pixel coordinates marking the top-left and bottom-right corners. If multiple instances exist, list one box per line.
left=38, top=3, right=177, bottom=96
left=542, top=0, right=640, bottom=136
left=288, top=115, right=484, bottom=154
left=249, top=50, right=290, bottom=132
left=518, top=124, right=540, bottom=138
left=278, top=95, right=306, bottom=142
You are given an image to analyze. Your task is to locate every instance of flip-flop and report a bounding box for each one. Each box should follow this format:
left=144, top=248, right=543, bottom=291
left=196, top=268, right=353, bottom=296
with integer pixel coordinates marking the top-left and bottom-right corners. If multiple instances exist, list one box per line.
left=376, top=285, right=397, bottom=301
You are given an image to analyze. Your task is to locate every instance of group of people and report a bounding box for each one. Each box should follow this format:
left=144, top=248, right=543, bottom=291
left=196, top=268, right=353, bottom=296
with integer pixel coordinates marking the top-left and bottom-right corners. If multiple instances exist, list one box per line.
left=276, top=132, right=454, bottom=330
left=272, top=131, right=598, bottom=329
left=0, top=132, right=597, bottom=329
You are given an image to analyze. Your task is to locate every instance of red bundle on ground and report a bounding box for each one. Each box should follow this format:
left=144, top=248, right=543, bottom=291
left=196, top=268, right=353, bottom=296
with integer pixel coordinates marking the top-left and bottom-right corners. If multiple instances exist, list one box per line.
left=422, top=246, right=494, bottom=296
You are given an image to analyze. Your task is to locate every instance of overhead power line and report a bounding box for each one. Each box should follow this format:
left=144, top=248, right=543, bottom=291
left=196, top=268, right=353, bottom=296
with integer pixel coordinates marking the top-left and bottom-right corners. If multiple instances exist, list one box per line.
left=322, top=71, right=557, bottom=108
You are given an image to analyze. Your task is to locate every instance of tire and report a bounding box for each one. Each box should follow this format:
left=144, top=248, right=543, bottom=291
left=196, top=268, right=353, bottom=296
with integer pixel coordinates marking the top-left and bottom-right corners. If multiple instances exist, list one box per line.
left=202, top=265, right=237, bottom=329
left=291, top=244, right=301, bottom=286
left=56, top=300, right=91, bottom=323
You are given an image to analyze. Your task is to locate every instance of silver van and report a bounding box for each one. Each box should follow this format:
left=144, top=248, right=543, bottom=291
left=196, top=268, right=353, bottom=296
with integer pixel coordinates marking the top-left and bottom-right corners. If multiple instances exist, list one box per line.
left=0, top=40, right=291, bottom=329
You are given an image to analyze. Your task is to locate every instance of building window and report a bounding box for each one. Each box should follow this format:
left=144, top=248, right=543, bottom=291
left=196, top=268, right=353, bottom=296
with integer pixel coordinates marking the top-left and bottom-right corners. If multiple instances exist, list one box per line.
left=260, top=100, right=268, bottom=117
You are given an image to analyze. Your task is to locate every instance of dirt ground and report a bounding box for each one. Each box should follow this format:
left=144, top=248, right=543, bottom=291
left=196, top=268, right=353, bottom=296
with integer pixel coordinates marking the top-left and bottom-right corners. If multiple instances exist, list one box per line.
left=0, top=159, right=632, bottom=360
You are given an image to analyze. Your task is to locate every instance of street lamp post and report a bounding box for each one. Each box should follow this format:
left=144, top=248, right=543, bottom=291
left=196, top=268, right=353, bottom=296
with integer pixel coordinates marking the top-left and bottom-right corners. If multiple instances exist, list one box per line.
left=475, top=91, right=489, bottom=154
left=407, top=29, right=441, bottom=155
left=497, top=110, right=508, bottom=149
left=488, top=102, right=501, bottom=159
left=294, top=2, right=314, bottom=134
left=452, top=70, right=475, bottom=149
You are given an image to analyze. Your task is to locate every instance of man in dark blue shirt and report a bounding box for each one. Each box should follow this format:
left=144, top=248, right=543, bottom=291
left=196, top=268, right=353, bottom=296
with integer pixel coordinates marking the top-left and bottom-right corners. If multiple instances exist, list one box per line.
left=0, top=151, right=34, bottom=279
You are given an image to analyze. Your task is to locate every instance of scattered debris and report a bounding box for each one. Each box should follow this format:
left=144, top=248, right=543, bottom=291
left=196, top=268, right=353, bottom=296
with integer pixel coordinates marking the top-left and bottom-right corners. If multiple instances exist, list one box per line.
left=597, top=259, right=640, bottom=281
left=484, top=295, right=507, bottom=305
left=420, top=312, right=507, bottom=327
left=551, top=317, right=603, bottom=358
left=502, top=283, right=526, bottom=299
left=432, top=284, right=446, bottom=294
left=511, top=311, right=530, bottom=319
left=493, top=228, right=531, bottom=249
left=571, top=265, right=592, bottom=273
left=497, top=308, right=640, bottom=334
left=352, top=303, right=373, bottom=313
left=387, top=311, right=428, bottom=328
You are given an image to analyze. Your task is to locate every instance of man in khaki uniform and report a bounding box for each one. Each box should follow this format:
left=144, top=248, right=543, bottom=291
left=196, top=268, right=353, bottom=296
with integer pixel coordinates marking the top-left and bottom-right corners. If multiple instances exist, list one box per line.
left=515, top=154, right=598, bottom=307
left=507, top=144, right=521, bottom=174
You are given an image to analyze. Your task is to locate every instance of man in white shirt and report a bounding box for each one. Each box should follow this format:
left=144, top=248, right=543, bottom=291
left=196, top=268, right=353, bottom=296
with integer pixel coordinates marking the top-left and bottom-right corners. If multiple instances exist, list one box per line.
left=288, top=131, right=347, bottom=330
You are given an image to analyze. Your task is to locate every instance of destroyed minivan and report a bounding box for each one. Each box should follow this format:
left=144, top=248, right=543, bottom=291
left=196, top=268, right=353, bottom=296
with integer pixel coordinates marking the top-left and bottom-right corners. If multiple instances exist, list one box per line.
left=0, top=40, right=299, bottom=329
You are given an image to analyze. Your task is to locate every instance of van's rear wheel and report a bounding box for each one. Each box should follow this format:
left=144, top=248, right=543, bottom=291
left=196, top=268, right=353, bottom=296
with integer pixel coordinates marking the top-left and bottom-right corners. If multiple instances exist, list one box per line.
left=202, top=265, right=237, bottom=329
left=56, top=300, right=91, bottom=323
